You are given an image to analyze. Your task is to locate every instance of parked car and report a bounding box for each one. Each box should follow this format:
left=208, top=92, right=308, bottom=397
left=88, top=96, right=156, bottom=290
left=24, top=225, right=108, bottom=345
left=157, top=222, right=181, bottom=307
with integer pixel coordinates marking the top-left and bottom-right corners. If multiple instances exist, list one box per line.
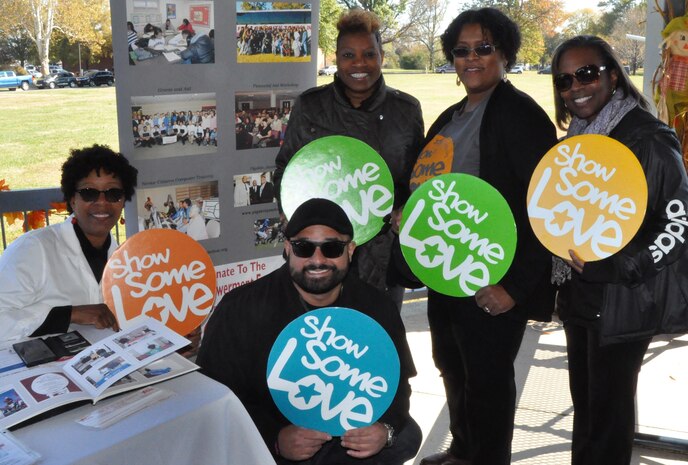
left=76, top=70, right=115, bottom=87
left=318, top=65, right=337, bottom=76
left=537, top=66, right=552, bottom=74
left=435, top=63, right=454, bottom=73
left=510, top=65, right=524, bottom=74
left=0, top=70, right=33, bottom=91
left=36, top=71, right=77, bottom=89
left=24, top=65, right=42, bottom=78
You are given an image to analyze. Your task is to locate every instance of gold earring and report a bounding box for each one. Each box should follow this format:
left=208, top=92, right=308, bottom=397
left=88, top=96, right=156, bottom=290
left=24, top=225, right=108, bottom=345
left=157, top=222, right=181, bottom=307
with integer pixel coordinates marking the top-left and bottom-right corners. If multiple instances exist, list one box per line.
left=456, top=76, right=461, bottom=87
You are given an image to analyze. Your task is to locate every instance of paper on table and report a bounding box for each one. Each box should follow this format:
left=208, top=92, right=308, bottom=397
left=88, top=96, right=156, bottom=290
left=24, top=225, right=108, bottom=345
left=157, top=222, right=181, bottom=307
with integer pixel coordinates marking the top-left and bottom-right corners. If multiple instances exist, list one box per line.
left=0, top=430, right=41, bottom=465
left=0, top=348, right=25, bottom=377
left=76, top=386, right=175, bottom=429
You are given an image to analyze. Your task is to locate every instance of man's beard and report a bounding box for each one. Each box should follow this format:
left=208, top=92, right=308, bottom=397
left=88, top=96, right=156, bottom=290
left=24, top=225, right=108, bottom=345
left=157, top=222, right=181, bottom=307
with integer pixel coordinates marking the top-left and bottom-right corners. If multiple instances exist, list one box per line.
left=289, top=260, right=348, bottom=295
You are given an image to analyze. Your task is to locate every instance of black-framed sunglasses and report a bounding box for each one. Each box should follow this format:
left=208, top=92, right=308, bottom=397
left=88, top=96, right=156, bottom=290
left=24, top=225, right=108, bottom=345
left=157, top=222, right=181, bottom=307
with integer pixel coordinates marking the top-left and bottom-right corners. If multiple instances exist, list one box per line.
left=76, top=188, right=125, bottom=203
left=450, top=43, right=496, bottom=59
left=289, top=240, right=350, bottom=259
left=554, top=64, right=607, bottom=92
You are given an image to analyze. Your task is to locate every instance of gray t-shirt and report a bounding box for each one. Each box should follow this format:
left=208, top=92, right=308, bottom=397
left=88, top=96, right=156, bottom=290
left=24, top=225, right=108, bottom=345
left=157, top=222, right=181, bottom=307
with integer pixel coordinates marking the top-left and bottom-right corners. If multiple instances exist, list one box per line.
left=436, top=96, right=490, bottom=176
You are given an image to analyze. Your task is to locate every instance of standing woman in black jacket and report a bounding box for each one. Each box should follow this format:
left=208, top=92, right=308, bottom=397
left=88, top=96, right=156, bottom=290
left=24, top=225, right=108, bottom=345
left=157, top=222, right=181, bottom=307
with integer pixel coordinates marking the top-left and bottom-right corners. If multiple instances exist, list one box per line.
left=551, top=35, right=688, bottom=465
left=418, top=8, right=557, bottom=465
left=273, top=9, right=424, bottom=309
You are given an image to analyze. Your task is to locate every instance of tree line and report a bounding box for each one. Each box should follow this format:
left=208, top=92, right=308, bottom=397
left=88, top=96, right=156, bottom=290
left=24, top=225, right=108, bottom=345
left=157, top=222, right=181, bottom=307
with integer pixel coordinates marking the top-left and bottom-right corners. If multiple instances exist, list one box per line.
left=319, top=0, right=646, bottom=72
left=0, top=0, right=645, bottom=75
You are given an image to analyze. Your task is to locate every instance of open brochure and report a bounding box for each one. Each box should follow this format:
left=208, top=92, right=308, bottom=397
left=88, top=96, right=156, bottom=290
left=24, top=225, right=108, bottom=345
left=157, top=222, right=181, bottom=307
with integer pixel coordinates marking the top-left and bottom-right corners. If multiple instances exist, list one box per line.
left=0, top=316, right=196, bottom=430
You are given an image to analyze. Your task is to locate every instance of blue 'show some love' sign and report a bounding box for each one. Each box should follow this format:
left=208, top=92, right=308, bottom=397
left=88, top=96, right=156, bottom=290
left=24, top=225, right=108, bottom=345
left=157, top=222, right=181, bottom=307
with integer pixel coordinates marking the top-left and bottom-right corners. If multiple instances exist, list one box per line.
left=266, top=307, right=400, bottom=436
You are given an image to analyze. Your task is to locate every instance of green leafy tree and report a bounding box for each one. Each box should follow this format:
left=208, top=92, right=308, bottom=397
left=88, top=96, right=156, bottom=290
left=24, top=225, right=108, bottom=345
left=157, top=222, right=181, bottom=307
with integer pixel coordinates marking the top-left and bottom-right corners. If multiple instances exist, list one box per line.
left=541, top=8, right=600, bottom=65
left=564, top=8, right=600, bottom=37
left=320, top=0, right=343, bottom=64
left=460, top=0, right=566, bottom=65
left=337, top=0, right=410, bottom=42
left=0, top=25, right=37, bottom=66
left=596, top=0, right=640, bottom=36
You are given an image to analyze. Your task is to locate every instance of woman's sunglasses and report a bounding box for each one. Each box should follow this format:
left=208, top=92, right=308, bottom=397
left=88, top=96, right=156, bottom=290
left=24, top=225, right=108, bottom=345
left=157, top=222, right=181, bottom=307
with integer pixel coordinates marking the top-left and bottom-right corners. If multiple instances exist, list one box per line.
left=289, top=240, right=349, bottom=259
left=450, top=43, right=496, bottom=59
left=554, top=64, right=607, bottom=92
left=76, top=188, right=125, bottom=203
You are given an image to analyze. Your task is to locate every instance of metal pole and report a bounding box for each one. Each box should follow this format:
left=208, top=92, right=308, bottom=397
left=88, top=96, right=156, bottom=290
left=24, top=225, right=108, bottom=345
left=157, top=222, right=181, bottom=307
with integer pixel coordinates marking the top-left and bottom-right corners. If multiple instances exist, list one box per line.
left=78, top=43, right=82, bottom=76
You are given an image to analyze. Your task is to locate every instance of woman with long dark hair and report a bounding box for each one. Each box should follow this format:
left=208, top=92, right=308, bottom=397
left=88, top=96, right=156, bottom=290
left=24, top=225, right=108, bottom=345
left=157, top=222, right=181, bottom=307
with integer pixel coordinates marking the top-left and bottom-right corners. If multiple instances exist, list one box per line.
left=550, top=35, right=688, bottom=465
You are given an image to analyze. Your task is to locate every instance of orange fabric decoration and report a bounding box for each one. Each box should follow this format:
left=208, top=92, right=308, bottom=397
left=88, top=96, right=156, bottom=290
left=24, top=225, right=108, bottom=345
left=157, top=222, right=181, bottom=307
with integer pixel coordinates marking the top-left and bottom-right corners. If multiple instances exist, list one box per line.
left=49, top=202, right=68, bottom=213
left=0, top=180, right=24, bottom=226
left=26, top=211, right=46, bottom=231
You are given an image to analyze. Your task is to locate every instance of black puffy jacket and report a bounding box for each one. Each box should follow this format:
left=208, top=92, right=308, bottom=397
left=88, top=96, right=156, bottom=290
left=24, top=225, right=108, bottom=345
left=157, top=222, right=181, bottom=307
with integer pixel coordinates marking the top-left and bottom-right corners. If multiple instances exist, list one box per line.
left=558, top=107, right=688, bottom=344
left=274, top=76, right=424, bottom=291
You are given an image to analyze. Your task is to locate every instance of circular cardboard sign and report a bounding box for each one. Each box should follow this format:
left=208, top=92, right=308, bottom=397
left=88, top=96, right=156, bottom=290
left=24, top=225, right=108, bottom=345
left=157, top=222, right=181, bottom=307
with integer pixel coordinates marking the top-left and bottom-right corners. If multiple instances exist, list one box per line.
left=409, top=134, right=454, bottom=192
left=280, top=136, right=395, bottom=245
left=266, top=307, right=400, bottom=436
left=102, top=229, right=216, bottom=335
left=527, top=134, right=648, bottom=261
left=399, top=173, right=517, bottom=297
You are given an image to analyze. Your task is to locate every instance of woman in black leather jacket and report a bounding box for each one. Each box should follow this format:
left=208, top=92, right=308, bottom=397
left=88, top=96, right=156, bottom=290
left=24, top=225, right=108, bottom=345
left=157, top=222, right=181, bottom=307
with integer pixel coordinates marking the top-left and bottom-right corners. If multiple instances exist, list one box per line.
left=418, top=8, right=556, bottom=465
left=273, top=9, right=424, bottom=309
left=551, top=35, right=688, bottom=465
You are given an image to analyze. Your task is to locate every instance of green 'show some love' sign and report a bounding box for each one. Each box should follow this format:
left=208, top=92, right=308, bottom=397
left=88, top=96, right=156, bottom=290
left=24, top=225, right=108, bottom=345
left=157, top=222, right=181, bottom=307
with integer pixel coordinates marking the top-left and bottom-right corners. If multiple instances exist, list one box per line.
left=280, top=136, right=395, bottom=245
left=399, top=174, right=517, bottom=297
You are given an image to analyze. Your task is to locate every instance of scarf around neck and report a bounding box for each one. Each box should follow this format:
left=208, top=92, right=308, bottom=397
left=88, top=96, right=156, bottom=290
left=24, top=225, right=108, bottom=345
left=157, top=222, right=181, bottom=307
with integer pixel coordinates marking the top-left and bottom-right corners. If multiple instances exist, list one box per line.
left=551, top=90, right=638, bottom=285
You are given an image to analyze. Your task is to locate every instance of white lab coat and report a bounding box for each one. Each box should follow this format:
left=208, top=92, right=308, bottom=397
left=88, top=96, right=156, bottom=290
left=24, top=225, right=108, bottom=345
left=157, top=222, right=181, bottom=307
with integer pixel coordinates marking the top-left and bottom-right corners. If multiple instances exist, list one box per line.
left=0, top=217, right=117, bottom=343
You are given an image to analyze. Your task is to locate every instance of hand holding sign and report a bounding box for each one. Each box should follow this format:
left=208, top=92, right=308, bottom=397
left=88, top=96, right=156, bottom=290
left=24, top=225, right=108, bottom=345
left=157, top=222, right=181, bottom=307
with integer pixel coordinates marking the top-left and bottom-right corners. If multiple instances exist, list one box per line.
left=527, top=134, right=648, bottom=261
left=399, top=173, right=517, bottom=297
left=267, top=307, right=399, bottom=436
left=102, top=229, right=216, bottom=336
left=280, top=136, right=395, bottom=245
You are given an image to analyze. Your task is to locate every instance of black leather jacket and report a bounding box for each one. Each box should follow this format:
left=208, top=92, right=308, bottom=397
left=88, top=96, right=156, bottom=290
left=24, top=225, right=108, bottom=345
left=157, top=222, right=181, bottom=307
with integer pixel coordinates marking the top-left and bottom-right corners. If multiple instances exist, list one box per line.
left=557, top=107, right=688, bottom=344
left=274, top=75, right=424, bottom=291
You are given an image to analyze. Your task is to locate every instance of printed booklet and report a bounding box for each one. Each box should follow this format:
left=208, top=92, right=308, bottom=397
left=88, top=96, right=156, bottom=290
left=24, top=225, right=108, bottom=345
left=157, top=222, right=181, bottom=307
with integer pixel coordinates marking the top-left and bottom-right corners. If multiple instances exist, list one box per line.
left=0, top=316, right=196, bottom=430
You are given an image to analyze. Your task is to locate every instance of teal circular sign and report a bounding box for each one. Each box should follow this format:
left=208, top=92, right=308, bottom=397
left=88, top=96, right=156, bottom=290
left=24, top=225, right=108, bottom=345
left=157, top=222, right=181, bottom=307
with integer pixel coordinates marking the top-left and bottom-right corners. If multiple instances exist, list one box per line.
left=281, top=136, right=395, bottom=245
left=399, top=173, right=517, bottom=297
left=266, top=307, right=400, bottom=436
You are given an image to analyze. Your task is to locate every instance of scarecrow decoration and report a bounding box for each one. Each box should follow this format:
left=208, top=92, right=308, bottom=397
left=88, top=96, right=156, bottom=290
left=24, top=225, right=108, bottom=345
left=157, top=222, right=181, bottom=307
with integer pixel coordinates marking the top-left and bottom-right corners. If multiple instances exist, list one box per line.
left=655, top=13, right=688, bottom=171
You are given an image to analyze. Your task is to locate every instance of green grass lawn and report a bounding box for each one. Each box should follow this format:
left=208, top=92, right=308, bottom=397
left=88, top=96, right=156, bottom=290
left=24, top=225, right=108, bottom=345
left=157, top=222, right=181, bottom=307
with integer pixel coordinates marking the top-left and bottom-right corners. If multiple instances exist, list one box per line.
left=1, top=71, right=644, bottom=190
left=0, top=87, right=119, bottom=190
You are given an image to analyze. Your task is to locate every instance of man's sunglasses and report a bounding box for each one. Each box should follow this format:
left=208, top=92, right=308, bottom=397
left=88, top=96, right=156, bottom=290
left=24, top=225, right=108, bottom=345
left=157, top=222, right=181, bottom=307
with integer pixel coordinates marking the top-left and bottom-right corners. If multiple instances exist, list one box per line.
left=289, top=240, right=349, bottom=259
left=76, top=188, right=125, bottom=203
left=450, top=43, right=496, bottom=59
left=554, top=64, right=607, bottom=92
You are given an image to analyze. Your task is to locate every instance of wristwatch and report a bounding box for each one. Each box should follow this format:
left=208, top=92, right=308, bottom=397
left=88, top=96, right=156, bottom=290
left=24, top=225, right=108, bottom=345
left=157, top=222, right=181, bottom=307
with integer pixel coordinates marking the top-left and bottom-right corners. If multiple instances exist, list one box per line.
left=382, top=422, right=395, bottom=447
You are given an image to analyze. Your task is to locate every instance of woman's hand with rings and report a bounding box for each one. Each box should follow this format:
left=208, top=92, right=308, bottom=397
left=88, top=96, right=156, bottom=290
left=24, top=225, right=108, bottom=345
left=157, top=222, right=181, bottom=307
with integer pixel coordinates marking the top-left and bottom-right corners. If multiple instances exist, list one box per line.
left=475, top=285, right=515, bottom=316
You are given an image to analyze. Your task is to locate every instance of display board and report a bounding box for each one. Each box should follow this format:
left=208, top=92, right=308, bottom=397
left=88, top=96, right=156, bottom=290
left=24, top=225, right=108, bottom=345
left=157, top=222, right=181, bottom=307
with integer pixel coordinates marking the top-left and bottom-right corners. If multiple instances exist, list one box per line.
left=111, top=0, right=318, bottom=300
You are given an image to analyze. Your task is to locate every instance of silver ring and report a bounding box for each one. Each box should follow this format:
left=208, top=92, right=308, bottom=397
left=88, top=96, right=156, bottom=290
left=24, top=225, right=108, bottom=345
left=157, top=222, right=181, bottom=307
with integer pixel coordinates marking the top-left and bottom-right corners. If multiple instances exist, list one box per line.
left=483, top=306, right=490, bottom=314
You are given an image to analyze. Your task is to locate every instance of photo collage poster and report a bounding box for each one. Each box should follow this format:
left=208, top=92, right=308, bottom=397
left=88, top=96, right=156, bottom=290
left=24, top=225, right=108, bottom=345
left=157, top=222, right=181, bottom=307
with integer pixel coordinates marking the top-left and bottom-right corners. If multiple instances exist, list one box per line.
left=110, top=0, right=318, bottom=299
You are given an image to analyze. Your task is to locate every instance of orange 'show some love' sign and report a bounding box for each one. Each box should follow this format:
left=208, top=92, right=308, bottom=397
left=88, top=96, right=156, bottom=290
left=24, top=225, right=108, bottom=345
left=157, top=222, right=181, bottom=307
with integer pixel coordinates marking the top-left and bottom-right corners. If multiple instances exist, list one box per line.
left=102, top=229, right=216, bottom=335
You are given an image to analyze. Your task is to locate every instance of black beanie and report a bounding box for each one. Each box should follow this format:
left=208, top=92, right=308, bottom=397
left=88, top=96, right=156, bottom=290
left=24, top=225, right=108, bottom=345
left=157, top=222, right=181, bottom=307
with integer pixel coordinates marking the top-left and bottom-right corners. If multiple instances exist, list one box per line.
left=284, top=198, right=354, bottom=238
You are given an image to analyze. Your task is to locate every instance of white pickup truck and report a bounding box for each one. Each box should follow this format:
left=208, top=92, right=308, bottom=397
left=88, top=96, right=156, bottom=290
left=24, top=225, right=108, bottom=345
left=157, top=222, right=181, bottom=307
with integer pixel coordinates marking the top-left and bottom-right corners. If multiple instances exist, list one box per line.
left=0, top=70, right=32, bottom=91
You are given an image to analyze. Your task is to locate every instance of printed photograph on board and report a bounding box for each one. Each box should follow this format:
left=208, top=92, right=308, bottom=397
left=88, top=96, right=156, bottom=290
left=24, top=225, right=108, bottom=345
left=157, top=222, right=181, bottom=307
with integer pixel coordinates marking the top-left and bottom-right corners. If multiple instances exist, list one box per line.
left=137, top=180, right=220, bottom=242
left=253, top=216, right=284, bottom=248
left=235, top=90, right=297, bottom=150
left=233, top=171, right=276, bottom=207
left=126, top=0, right=215, bottom=65
left=236, top=2, right=311, bottom=63
left=131, top=93, right=217, bottom=159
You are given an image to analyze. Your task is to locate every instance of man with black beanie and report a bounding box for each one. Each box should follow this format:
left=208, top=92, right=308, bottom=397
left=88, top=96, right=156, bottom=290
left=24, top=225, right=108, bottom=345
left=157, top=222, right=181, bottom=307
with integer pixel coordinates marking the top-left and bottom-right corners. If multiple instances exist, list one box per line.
left=198, top=198, right=421, bottom=464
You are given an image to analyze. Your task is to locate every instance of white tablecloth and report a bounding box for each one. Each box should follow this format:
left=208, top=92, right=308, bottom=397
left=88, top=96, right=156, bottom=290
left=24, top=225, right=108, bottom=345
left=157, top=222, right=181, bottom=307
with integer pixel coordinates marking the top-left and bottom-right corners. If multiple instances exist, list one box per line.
left=12, top=372, right=276, bottom=465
